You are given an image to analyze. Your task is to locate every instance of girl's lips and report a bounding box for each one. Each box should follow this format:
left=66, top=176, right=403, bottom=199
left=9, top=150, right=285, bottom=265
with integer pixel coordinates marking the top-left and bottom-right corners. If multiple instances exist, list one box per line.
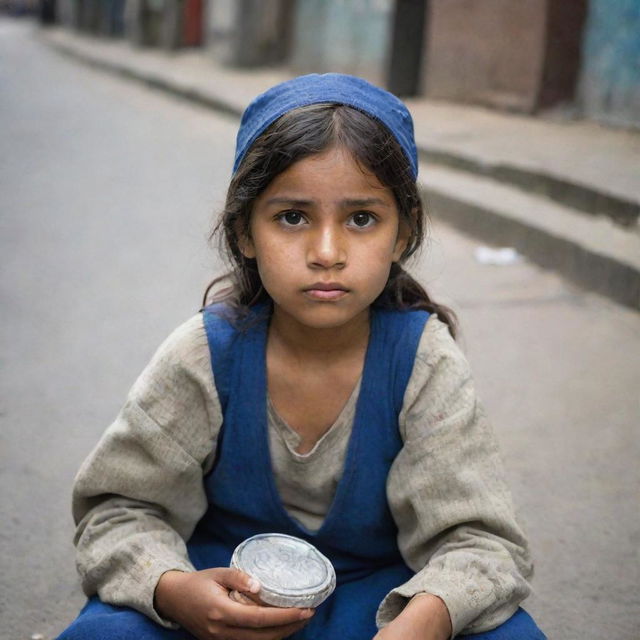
left=303, top=283, right=349, bottom=300
left=304, top=288, right=349, bottom=301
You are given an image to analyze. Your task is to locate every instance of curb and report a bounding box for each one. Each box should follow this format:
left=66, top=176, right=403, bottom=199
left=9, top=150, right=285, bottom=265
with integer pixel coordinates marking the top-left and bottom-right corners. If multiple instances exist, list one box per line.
left=422, top=184, right=640, bottom=311
left=43, top=36, right=246, bottom=119
left=419, top=148, right=639, bottom=229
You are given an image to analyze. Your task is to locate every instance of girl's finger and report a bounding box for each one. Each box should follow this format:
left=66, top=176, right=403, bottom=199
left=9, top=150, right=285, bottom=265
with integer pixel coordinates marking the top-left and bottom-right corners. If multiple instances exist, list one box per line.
left=208, top=567, right=261, bottom=594
left=222, top=600, right=314, bottom=629
left=229, top=589, right=261, bottom=605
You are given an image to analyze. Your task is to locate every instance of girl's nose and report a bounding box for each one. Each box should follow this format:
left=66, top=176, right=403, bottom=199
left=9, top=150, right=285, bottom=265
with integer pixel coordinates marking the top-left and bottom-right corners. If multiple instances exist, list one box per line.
left=307, top=225, right=346, bottom=269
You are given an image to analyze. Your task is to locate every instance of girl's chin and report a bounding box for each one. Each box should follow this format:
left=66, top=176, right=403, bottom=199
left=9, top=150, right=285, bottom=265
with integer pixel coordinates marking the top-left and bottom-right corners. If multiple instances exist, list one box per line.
left=271, top=301, right=369, bottom=331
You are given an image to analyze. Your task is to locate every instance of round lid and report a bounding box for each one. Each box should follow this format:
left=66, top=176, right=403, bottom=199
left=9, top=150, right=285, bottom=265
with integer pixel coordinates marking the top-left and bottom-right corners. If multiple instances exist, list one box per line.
left=230, top=533, right=336, bottom=608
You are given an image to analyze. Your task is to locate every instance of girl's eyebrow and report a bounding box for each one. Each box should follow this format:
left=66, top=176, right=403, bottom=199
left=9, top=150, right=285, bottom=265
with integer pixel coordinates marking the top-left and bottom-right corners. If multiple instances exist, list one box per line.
left=264, top=197, right=391, bottom=208
left=264, top=197, right=313, bottom=207
left=340, top=197, right=391, bottom=208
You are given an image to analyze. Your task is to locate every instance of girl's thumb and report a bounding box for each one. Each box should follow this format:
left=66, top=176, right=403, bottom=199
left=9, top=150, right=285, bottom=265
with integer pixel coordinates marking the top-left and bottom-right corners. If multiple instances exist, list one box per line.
left=213, top=567, right=261, bottom=594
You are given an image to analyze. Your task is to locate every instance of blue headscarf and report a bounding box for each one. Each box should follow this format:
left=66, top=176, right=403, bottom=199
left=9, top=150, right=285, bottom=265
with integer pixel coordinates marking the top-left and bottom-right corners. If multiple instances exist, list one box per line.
left=233, top=73, right=418, bottom=178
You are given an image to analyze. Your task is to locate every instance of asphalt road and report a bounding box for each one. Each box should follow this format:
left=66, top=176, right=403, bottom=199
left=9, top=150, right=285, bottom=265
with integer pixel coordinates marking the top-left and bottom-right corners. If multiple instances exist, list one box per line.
left=1, top=17, right=639, bottom=640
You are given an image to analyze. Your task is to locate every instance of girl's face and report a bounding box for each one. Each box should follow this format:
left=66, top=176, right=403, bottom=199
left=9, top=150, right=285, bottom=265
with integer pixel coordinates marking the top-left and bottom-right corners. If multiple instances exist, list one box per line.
left=240, top=146, right=408, bottom=333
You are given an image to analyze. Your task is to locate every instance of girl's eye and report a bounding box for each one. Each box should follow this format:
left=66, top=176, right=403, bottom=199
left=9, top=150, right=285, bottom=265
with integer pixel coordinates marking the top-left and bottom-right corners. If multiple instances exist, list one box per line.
left=278, top=210, right=305, bottom=226
left=349, top=211, right=376, bottom=228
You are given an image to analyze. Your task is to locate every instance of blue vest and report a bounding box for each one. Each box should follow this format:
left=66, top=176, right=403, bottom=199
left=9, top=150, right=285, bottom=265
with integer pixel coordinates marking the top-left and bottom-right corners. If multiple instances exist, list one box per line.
left=187, top=303, right=429, bottom=639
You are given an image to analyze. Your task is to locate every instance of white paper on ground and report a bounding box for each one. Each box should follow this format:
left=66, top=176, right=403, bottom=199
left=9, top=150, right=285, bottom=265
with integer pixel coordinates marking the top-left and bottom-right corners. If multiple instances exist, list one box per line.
left=474, top=246, right=523, bottom=266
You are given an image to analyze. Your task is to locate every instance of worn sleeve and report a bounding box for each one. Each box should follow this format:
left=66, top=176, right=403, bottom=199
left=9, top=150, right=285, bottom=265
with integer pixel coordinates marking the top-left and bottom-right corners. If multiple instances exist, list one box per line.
left=72, top=313, right=221, bottom=627
left=377, top=317, right=533, bottom=636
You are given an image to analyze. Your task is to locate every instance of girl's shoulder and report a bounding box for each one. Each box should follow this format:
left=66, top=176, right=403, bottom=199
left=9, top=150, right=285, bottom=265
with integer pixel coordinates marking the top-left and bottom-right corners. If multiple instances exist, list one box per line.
left=141, top=303, right=258, bottom=390
left=401, top=314, right=474, bottom=427
left=130, top=312, right=212, bottom=406
left=145, top=312, right=209, bottom=373
left=376, top=307, right=456, bottom=355
left=422, top=313, right=459, bottom=349
left=419, top=313, right=460, bottom=356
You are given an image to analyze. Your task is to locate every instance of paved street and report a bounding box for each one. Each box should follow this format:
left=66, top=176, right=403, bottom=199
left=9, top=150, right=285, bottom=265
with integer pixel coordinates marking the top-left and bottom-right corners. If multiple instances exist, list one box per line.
left=1, top=17, right=639, bottom=640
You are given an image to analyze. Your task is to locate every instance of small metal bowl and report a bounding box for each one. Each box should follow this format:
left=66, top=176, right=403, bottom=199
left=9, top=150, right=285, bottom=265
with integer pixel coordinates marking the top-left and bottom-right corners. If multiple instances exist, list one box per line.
left=230, top=533, right=336, bottom=608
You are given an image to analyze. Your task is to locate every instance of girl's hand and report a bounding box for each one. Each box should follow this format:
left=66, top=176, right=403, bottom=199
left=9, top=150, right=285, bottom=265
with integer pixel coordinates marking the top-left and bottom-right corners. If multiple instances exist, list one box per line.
left=154, top=568, right=314, bottom=640
left=373, top=593, right=452, bottom=640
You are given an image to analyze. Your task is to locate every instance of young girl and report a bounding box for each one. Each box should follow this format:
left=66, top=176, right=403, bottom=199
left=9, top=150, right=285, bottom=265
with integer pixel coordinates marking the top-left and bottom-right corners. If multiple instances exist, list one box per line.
left=57, top=73, right=545, bottom=640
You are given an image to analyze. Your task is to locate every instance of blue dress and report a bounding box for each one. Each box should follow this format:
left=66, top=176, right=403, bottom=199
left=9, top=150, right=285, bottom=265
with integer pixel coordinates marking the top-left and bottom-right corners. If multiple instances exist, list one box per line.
left=57, top=304, right=545, bottom=640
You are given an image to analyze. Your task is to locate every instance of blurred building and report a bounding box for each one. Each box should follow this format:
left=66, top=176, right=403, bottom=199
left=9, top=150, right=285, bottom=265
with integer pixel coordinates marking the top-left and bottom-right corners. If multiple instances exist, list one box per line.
left=43, top=0, right=640, bottom=128
left=419, top=0, right=587, bottom=113
left=578, top=0, right=640, bottom=128
left=1, top=0, right=39, bottom=14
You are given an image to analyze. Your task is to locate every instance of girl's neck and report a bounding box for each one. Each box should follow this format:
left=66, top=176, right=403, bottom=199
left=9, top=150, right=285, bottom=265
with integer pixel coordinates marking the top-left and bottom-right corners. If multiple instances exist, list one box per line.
left=268, top=306, right=371, bottom=363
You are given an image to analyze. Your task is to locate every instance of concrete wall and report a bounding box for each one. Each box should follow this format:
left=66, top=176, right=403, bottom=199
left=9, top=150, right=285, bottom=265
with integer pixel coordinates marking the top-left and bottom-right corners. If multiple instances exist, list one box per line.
left=421, top=0, right=586, bottom=113
left=203, top=0, right=237, bottom=61
left=578, top=0, right=640, bottom=128
left=538, top=0, right=588, bottom=109
left=387, top=0, right=428, bottom=96
left=57, top=0, right=125, bottom=36
left=422, top=0, right=547, bottom=111
left=204, top=0, right=293, bottom=67
left=56, top=0, right=80, bottom=28
left=291, top=0, right=394, bottom=87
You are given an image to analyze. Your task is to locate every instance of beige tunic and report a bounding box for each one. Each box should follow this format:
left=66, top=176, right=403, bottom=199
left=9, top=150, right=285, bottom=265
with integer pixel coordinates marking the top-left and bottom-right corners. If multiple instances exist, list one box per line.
left=72, top=312, right=533, bottom=636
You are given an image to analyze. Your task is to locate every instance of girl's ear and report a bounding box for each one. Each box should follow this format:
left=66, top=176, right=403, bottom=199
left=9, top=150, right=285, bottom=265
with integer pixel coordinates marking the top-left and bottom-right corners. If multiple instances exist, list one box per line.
left=392, top=219, right=411, bottom=262
left=236, top=221, right=256, bottom=259
left=238, top=234, right=256, bottom=259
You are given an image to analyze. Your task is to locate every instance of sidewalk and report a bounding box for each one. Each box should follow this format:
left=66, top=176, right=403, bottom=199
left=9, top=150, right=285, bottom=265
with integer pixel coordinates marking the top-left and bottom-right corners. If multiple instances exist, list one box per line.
left=39, top=26, right=640, bottom=310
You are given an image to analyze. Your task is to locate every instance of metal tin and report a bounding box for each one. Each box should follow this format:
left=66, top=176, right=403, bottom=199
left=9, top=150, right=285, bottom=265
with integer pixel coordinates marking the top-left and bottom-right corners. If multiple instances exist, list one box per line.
left=230, top=533, right=336, bottom=608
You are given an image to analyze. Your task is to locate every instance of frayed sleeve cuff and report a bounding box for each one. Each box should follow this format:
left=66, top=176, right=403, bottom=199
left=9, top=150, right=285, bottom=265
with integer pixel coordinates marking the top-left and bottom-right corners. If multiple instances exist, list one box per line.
left=94, top=551, right=196, bottom=629
left=375, top=569, right=521, bottom=638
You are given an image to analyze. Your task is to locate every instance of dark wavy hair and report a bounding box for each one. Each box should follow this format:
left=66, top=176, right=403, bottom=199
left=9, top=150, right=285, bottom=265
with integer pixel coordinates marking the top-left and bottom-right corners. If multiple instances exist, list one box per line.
left=203, top=103, right=457, bottom=338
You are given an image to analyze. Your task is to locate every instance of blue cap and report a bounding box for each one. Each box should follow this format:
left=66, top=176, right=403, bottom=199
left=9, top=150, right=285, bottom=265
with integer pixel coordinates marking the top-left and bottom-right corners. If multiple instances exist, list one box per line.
left=233, top=73, right=418, bottom=178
